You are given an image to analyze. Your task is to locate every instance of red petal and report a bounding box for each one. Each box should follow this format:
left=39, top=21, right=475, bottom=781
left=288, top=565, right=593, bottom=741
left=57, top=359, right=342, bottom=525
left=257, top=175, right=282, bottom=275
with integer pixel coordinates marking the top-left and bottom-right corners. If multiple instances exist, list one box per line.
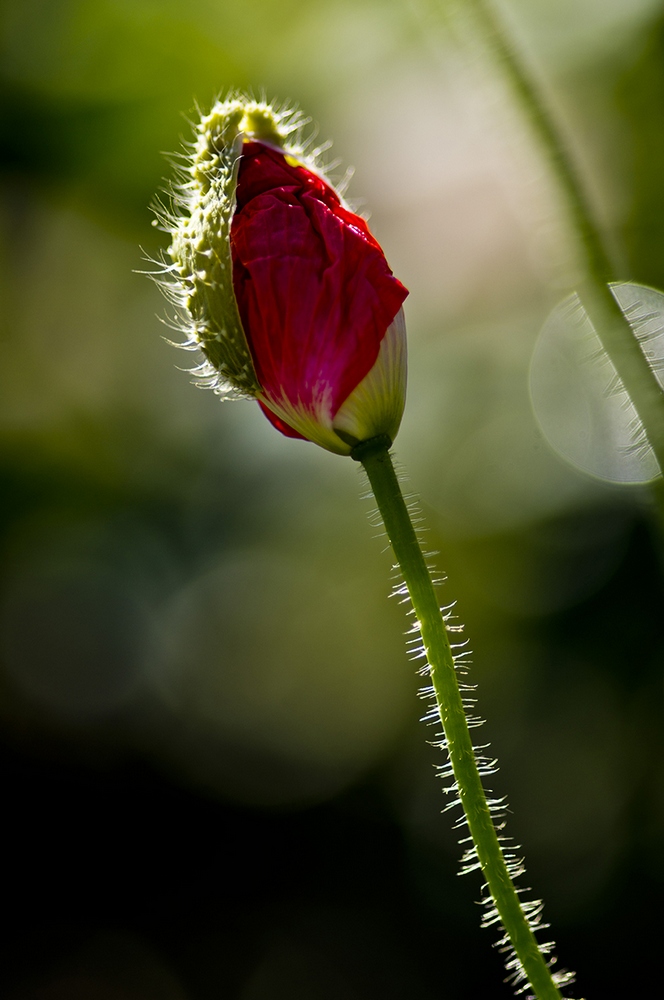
left=257, top=400, right=307, bottom=440
left=231, top=142, right=408, bottom=428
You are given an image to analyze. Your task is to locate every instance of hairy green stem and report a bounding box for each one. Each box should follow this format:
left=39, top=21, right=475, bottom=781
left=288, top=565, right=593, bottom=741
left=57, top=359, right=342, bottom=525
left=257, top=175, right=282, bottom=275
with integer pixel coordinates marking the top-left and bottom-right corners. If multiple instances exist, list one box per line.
left=354, top=436, right=565, bottom=1000
left=466, top=0, right=664, bottom=475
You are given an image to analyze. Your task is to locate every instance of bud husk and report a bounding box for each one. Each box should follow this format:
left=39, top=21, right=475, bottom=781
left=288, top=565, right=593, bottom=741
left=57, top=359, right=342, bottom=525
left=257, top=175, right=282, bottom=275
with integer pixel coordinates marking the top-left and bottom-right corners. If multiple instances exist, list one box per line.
left=167, top=98, right=308, bottom=399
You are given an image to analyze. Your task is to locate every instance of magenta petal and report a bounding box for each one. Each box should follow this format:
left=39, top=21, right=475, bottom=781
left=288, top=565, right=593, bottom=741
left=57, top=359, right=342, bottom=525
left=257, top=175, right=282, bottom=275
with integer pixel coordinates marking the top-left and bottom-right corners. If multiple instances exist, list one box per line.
left=231, top=143, right=408, bottom=434
left=257, top=400, right=307, bottom=440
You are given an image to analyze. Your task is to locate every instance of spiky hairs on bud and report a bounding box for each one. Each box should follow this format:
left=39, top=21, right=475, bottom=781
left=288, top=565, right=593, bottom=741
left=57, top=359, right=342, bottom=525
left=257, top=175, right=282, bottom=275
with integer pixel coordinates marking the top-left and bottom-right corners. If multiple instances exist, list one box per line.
left=154, top=95, right=330, bottom=400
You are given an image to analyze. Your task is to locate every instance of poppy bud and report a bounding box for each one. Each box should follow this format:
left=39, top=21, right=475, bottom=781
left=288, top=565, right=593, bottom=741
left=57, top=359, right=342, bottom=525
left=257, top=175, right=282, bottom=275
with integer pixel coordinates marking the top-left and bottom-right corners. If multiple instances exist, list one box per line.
left=162, top=96, right=408, bottom=455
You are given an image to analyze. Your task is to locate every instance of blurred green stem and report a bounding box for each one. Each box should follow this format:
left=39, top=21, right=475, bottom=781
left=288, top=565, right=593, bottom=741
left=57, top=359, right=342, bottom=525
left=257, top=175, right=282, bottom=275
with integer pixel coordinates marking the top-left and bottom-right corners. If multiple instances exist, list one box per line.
left=466, top=0, right=664, bottom=477
left=353, top=436, right=565, bottom=1000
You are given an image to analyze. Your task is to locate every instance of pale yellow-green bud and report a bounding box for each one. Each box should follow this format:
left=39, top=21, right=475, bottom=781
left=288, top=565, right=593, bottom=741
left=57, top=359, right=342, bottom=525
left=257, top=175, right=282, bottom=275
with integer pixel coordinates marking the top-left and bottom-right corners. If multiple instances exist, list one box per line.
left=165, top=97, right=308, bottom=399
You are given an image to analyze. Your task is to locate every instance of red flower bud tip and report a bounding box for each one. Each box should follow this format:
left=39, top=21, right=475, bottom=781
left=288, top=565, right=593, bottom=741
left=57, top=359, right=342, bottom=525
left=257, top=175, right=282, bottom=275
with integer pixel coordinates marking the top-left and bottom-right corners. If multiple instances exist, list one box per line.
left=159, top=96, right=408, bottom=455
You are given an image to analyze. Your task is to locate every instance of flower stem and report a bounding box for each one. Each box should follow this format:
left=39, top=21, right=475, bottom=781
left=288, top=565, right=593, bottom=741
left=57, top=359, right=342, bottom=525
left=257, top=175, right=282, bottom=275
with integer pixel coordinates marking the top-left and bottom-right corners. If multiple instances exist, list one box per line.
left=465, top=0, right=664, bottom=476
left=353, top=436, right=566, bottom=1000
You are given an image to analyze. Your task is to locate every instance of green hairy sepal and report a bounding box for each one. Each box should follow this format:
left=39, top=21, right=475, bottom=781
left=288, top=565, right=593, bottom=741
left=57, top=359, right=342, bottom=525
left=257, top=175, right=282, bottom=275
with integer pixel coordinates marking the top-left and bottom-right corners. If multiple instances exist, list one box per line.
left=154, top=96, right=314, bottom=400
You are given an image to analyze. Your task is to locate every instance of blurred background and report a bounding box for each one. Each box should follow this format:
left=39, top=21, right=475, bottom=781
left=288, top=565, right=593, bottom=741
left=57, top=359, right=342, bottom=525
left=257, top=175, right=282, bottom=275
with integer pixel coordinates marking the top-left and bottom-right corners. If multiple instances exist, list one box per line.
left=1, top=0, right=664, bottom=996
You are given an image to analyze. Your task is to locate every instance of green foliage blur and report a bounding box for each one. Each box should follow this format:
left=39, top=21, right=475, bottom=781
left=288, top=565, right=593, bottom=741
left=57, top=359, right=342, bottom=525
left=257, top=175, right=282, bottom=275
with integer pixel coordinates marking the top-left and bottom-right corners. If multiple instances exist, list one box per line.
left=2, top=1, right=664, bottom=998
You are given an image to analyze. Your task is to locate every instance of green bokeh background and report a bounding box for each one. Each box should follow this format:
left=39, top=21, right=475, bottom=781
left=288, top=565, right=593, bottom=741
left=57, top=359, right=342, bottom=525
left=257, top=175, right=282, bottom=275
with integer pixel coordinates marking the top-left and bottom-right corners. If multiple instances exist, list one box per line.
left=2, top=1, right=664, bottom=997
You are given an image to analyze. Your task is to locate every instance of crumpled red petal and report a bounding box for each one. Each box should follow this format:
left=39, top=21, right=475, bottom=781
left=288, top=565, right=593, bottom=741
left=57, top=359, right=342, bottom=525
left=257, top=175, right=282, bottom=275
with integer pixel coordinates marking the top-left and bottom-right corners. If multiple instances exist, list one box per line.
left=257, top=400, right=306, bottom=440
left=231, top=142, right=408, bottom=427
